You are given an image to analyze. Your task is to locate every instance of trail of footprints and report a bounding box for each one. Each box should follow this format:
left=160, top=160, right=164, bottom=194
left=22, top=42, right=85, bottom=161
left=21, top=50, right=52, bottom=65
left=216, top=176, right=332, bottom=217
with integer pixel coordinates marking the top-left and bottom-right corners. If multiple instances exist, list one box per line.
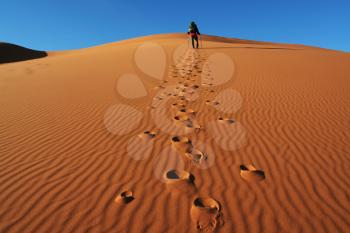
left=116, top=49, right=265, bottom=232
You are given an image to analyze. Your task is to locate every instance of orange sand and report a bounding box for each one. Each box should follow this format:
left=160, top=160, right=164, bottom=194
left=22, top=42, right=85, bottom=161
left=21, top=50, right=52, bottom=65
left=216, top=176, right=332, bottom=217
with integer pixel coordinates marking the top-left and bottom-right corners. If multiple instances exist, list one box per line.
left=0, top=34, right=349, bottom=233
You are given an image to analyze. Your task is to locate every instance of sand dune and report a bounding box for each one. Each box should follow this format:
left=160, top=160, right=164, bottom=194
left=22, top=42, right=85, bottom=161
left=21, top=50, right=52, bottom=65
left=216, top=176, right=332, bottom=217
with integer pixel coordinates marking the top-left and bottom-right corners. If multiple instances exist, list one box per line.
left=0, top=33, right=350, bottom=233
left=0, top=43, right=47, bottom=64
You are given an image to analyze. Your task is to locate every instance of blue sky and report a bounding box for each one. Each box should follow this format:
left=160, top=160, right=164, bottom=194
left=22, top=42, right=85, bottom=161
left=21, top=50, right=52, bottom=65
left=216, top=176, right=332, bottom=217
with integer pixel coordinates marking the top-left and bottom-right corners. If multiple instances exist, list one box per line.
left=1, top=0, right=349, bottom=52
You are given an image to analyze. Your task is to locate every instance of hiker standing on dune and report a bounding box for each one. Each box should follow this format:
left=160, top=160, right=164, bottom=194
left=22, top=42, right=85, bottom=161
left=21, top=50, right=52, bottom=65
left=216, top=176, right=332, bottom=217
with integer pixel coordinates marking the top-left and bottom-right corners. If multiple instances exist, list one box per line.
left=188, top=21, right=200, bottom=49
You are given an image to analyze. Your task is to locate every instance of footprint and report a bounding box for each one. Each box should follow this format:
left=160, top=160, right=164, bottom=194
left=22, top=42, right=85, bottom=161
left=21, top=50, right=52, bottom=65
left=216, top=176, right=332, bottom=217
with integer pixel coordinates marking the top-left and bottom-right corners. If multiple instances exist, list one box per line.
left=173, top=115, right=201, bottom=134
left=217, top=117, right=235, bottom=124
left=173, top=114, right=189, bottom=122
left=171, top=102, right=187, bottom=110
left=184, top=119, right=202, bottom=131
left=202, top=83, right=214, bottom=87
left=204, top=89, right=215, bottom=94
left=205, top=100, right=220, bottom=106
left=115, top=190, right=134, bottom=204
left=164, top=169, right=196, bottom=194
left=153, top=146, right=184, bottom=183
left=139, top=130, right=157, bottom=139
left=165, top=169, right=194, bottom=182
left=191, top=197, right=223, bottom=232
left=173, top=108, right=196, bottom=120
left=154, top=85, right=166, bottom=90
left=126, top=130, right=157, bottom=160
left=240, top=165, right=265, bottom=182
left=185, top=149, right=207, bottom=165
left=185, top=140, right=215, bottom=169
left=171, top=136, right=193, bottom=154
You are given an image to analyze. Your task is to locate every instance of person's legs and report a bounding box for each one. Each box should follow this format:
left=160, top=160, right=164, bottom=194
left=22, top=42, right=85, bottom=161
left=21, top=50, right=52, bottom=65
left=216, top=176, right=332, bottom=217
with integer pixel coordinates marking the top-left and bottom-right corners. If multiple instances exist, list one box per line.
left=195, top=37, right=199, bottom=48
left=191, top=37, right=195, bottom=48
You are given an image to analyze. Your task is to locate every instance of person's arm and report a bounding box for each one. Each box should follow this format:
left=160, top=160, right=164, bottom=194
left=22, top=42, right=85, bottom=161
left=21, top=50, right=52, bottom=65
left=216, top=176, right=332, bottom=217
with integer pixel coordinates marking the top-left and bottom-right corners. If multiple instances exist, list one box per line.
left=196, top=28, right=200, bottom=35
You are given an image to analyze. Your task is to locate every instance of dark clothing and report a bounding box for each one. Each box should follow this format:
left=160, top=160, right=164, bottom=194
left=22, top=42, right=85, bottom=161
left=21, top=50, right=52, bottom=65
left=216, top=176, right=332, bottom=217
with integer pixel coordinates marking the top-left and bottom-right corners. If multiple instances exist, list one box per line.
left=187, top=27, right=200, bottom=38
left=188, top=25, right=200, bottom=48
left=191, top=36, right=199, bottom=48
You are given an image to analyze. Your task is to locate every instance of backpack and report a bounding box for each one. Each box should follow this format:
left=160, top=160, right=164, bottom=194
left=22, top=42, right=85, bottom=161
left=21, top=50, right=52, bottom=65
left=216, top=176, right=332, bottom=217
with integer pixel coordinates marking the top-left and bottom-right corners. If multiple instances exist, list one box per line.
left=188, top=23, right=198, bottom=36
left=189, top=23, right=197, bottom=32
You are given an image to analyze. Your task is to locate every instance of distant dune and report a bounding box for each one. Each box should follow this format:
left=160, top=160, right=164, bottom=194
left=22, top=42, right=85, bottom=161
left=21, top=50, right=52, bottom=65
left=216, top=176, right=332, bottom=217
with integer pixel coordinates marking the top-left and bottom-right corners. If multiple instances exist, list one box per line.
left=0, top=42, right=47, bottom=64
left=0, top=33, right=349, bottom=233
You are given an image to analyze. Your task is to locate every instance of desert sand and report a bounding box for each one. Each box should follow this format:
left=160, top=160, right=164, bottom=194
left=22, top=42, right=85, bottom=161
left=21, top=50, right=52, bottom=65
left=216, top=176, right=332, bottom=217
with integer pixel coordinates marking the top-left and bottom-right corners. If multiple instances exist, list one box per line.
left=0, top=33, right=349, bottom=233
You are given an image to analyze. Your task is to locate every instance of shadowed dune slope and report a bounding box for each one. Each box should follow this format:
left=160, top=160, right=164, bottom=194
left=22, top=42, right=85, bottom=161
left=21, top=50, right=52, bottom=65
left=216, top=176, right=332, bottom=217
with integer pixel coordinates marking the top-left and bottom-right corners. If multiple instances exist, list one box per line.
left=0, top=43, right=47, bottom=64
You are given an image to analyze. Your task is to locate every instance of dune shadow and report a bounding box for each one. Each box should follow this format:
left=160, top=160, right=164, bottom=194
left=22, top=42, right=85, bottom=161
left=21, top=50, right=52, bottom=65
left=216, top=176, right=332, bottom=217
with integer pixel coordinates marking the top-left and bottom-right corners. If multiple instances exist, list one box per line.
left=0, top=43, right=47, bottom=64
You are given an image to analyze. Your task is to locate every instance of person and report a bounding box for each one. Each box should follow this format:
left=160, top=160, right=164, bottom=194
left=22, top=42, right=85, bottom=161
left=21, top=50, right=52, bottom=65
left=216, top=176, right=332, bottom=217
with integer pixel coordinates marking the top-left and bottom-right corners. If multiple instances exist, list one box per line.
left=187, top=21, right=200, bottom=49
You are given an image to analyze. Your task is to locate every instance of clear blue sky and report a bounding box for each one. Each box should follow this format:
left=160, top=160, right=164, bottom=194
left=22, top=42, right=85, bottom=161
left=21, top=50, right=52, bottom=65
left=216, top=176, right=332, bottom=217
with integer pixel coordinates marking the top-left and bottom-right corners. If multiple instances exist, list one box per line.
left=1, top=0, right=349, bottom=52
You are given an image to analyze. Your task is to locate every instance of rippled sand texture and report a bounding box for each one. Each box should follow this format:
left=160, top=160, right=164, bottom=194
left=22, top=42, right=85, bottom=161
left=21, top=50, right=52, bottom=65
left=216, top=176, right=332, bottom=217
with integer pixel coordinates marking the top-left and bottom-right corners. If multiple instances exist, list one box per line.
left=0, top=34, right=350, bottom=233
